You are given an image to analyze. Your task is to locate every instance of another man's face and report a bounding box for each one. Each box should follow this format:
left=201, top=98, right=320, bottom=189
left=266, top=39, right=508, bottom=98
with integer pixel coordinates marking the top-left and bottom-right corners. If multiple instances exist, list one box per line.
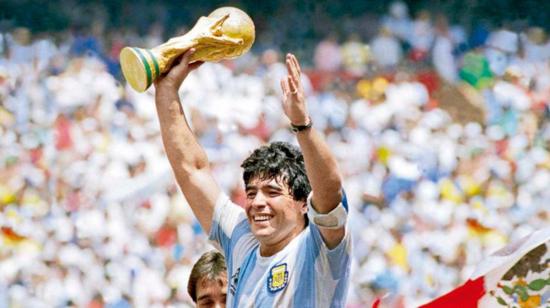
left=244, top=176, right=306, bottom=246
left=196, top=274, right=227, bottom=308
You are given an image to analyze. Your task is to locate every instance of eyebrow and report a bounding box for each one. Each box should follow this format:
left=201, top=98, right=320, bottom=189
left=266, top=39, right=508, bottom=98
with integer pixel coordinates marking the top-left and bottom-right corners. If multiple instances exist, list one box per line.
left=197, top=292, right=227, bottom=302
left=197, top=294, right=212, bottom=301
left=245, top=183, right=284, bottom=191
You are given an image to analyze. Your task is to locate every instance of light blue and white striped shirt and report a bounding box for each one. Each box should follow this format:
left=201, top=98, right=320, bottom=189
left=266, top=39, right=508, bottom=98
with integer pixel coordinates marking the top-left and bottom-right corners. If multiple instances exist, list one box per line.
left=209, top=193, right=351, bottom=307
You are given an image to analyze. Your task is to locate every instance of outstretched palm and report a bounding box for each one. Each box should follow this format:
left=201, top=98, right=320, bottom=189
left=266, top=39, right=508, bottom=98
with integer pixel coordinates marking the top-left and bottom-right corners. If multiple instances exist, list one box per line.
left=280, top=53, right=308, bottom=125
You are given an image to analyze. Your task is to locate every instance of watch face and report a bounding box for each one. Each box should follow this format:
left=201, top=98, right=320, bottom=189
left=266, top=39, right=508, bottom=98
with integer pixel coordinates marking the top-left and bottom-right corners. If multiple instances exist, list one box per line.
left=314, top=215, right=338, bottom=228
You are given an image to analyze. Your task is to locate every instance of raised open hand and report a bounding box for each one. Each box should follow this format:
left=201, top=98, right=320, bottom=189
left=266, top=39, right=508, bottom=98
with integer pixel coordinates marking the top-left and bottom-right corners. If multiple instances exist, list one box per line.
left=280, top=53, right=309, bottom=125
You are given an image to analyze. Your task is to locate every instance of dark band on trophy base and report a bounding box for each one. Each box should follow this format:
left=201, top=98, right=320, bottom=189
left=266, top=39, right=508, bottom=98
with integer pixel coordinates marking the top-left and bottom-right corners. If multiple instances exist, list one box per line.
left=132, top=47, right=160, bottom=89
left=145, top=49, right=160, bottom=80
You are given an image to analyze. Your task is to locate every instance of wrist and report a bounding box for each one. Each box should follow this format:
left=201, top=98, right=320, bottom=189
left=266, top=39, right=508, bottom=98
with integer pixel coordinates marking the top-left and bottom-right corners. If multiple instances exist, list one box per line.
left=155, top=85, right=179, bottom=100
left=290, top=117, right=312, bottom=133
left=155, top=83, right=179, bottom=95
left=290, top=117, right=309, bottom=126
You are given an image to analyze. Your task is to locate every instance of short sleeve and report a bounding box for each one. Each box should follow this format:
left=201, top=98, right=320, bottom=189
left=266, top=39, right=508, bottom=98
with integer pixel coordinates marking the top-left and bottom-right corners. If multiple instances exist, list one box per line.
left=309, top=223, right=352, bottom=280
left=208, top=193, right=257, bottom=270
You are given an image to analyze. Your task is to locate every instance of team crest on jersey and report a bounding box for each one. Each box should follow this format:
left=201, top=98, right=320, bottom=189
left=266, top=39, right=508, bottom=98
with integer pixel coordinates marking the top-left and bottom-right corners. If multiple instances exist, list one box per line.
left=230, top=267, right=240, bottom=295
left=267, top=263, right=288, bottom=293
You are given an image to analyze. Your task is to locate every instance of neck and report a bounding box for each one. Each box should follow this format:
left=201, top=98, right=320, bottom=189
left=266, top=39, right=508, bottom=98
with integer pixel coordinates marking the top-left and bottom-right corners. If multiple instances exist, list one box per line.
left=259, top=225, right=305, bottom=257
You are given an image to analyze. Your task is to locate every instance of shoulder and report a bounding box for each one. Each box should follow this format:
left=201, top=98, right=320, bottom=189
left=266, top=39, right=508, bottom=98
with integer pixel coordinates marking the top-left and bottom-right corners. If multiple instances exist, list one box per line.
left=212, top=193, right=247, bottom=225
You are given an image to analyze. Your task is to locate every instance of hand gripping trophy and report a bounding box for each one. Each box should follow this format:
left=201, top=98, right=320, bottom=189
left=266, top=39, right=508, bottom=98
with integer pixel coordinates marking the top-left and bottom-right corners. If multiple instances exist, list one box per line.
left=120, top=7, right=255, bottom=92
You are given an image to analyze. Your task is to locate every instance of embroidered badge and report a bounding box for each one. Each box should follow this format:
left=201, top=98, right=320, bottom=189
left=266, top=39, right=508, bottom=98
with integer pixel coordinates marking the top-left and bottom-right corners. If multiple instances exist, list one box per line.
left=230, top=267, right=240, bottom=295
left=267, top=263, right=289, bottom=293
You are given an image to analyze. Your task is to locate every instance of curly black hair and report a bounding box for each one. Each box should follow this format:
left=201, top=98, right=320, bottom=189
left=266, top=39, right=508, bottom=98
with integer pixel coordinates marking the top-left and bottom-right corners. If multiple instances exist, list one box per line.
left=241, top=142, right=311, bottom=202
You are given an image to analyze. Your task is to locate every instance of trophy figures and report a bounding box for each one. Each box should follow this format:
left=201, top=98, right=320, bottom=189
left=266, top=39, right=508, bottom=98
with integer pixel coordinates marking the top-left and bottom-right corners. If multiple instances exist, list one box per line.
left=120, top=7, right=255, bottom=92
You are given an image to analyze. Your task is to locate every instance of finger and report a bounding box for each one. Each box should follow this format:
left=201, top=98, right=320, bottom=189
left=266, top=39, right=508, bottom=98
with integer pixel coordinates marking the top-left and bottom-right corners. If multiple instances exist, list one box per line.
left=290, top=54, right=302, bottom=75
left=188, top=61, right=204, bottom=72
left=286, top=54, right=300, bottom=81
left=288, top=76, right=298, bottom=95
left=288, top=53, right=300, bottom=73
left=285, top=56, right=296, bottom=78
left=180, top=48, right=196, bottom=66
left=280, top=78, right=289, bottom=95
left=167, top=48, right=195, bottom=77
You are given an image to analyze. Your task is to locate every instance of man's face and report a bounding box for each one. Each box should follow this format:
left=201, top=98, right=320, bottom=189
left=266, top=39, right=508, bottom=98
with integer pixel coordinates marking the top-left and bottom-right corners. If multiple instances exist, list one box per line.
left=244, top=177, right=306, bottom=247
left=196, top=274, right=227, bottom=308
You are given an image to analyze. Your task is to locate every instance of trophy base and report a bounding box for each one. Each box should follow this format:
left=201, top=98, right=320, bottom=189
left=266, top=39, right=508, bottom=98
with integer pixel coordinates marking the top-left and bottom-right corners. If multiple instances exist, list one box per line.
left=120, top=47, right=160, bottom=92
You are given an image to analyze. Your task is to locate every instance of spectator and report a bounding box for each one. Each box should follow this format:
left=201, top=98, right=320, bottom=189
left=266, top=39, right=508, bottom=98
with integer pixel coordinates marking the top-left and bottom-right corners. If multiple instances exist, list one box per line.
left=188, top=251, right=228, bottom=308
left=382, top=1, right=412, bottom=43
left=432, top=15, right=457, bottom=83
left=370, top=26, right=403, bottom=70
left=314, top=34, right=342, bottom=73
left=341, top=34, right=370, bottom=77
left=485, top=28, right=519, bottom=76
left=409, top=10, right=434, bottom=62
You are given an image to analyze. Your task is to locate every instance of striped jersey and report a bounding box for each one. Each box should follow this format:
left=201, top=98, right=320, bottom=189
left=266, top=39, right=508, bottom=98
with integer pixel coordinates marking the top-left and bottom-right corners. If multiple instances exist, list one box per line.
left=208, top=193, right=352, bottom=307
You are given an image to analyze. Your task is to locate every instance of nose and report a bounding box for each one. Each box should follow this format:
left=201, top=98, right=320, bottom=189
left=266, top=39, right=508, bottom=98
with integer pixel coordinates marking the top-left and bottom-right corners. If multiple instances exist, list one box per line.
left=249, top=191, right=268, bottom=209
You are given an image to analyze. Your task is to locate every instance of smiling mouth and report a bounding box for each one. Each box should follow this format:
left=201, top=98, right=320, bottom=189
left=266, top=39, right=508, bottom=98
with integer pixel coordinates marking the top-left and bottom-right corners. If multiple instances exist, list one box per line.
left=253, top=215, right=272, bottom=222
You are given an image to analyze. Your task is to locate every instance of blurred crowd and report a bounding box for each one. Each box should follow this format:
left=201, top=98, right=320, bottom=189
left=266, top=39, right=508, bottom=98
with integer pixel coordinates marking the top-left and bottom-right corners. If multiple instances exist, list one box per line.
left=1, top=1, right=549, bottom=307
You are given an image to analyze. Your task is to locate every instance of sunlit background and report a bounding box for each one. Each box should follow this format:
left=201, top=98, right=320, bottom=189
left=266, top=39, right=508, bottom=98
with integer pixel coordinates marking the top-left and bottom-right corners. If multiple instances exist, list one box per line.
left=0, top=1, right=549, bottom=307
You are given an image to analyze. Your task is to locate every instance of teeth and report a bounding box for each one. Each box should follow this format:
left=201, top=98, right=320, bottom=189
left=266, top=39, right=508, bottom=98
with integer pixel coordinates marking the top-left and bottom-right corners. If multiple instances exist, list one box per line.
left=254, top=215, right=271, bottom=222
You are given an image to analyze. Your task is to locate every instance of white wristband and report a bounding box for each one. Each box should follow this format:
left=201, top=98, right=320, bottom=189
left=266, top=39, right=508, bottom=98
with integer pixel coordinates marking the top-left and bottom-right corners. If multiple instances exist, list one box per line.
left=306, top=193, right=347, bottom=229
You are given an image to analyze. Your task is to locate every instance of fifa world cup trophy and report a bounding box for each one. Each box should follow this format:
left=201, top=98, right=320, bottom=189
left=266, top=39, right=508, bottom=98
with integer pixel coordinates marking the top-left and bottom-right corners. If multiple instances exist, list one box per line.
left=120, top=7, right=255, bottom=92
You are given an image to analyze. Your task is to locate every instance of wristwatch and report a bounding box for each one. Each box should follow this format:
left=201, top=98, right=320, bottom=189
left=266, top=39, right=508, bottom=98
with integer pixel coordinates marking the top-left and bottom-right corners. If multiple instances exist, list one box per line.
left=290, top=117, right=313, bottom=133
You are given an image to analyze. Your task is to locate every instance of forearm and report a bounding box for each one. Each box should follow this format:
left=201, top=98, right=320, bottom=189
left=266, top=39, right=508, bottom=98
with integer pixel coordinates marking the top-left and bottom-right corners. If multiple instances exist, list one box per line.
left=154, top=90, right=219, bottom=232
left=296, top=127, right=343, bottom=213
left=155, top=90, right=210, bottom=176
left=152, top=50, right=218, bottom=233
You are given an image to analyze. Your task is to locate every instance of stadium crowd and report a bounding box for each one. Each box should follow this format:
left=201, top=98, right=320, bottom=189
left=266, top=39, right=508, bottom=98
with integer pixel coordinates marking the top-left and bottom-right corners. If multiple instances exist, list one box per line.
left=1, top=2, right=549, bottom=307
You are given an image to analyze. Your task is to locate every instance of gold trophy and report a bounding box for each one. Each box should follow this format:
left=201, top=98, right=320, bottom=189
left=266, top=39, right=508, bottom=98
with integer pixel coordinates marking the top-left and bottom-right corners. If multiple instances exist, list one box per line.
left=120, top=7, right=255, bottom=92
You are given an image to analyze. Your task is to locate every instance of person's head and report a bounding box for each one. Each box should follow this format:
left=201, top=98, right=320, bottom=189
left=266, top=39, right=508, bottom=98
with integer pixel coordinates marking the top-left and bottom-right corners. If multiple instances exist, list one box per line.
left=240, top=142, right=311, bottom=249
left=188, top=251, right=227, bottom=308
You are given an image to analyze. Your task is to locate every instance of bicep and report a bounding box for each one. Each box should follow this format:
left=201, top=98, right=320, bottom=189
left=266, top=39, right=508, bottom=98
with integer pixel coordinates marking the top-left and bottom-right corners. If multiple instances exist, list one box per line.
left=175, top=168, right=221, bottom=234
left=310, top=189, right=347, bottom=249
left=318, top=227, right=346, bottom=250
left=309, top=223, right=351, bottom=280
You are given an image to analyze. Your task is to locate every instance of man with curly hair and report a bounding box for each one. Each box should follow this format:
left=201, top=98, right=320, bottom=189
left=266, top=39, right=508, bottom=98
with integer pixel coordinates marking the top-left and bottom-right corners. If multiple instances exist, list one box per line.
left=154, top=48, right=351, bottom=307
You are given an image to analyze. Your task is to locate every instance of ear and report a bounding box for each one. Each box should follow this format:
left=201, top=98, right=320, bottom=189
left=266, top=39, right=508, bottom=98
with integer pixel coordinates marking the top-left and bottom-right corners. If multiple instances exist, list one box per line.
left=299, top=201, right=307, bottom=215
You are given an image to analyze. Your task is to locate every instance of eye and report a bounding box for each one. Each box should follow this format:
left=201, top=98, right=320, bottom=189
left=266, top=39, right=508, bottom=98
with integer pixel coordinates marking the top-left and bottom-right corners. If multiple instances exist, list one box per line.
left=268, top=190, right=282, bottom=198
left=246, top=191, right=256, bottom=199
left=198, top=299, right=214, bottom=307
